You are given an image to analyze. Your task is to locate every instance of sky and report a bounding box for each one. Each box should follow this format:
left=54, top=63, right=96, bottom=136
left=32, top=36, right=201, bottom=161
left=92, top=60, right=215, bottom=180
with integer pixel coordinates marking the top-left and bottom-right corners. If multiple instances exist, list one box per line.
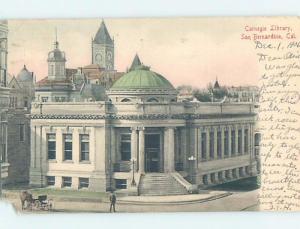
left=6, top=17, right=261, bottom=88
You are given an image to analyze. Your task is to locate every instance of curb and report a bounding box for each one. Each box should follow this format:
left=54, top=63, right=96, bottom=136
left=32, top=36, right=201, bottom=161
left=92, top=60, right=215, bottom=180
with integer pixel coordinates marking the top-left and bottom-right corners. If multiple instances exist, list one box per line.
left=117, top=193, right=232, bottom=205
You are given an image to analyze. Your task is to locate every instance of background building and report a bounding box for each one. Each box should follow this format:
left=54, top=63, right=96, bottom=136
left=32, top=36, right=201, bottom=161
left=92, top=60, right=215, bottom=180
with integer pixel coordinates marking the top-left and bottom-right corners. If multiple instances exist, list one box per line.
left=4, top=65, right=35, bottom=185
left=0, top=20, right=10, bottom=183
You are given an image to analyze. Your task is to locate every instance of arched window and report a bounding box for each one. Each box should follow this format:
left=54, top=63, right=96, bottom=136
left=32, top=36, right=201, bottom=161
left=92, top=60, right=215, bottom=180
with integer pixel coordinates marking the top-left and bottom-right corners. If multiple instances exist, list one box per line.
left=121, top=98, right=131, bottom=102
left=146, top=98, right=159, bottom=102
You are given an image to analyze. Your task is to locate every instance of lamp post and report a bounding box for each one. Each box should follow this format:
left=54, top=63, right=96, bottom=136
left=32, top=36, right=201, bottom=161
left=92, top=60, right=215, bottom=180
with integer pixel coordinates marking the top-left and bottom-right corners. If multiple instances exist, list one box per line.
left=131, top=158, right=136, bottom=186
left=187, top=155, right=196, bottom=184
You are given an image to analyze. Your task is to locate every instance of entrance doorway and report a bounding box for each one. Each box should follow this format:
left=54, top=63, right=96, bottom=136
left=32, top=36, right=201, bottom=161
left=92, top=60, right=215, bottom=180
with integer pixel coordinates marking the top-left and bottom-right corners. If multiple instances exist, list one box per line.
left=145, top=134, right=161, bottom=172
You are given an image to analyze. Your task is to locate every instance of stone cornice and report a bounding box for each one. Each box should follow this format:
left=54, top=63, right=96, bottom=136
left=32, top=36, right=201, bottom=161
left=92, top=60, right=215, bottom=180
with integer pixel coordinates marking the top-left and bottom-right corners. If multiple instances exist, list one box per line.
left=31, top=113, right=256, bottom=120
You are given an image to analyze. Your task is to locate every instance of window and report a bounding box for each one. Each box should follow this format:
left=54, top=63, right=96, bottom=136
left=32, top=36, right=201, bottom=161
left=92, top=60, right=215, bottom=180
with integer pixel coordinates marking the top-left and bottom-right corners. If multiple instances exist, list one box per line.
left=41, top=97, right=48, bottom=102
left=209, top=131, right=214, bottom=159
left=24, top=97, right=28, bottom=108
left=120, top=98, right=131, bottom=102
left=62, top=177, right=72, bottom=187
left=115, top=179, right=127, bottom=189
left=120, top=134, right=131, bottom=161
left=147, top=98, right=159, bottom=102
left=231, top=130, right=236, bottom=155
left=201, top=132, right=207, bottom=160
left=224, top=130, right=229, bottom=156
left=47, top=133, right=56, bottom=160
left=46, top=176, right=55, bottom=186
left=217, top=131, right=221, bottom=158
left=79, top=178, right=89, bottom=188
left=255, top=133, right=261, bottom=147
left=244, top=129, right=249, bottom=153
left=80, top=134, right=89, bottom=161
left=19, top=124, right=25, bottom=142
left=238, top=130, right=242, bottom=154
left=63, top=134, right=72, bottom=160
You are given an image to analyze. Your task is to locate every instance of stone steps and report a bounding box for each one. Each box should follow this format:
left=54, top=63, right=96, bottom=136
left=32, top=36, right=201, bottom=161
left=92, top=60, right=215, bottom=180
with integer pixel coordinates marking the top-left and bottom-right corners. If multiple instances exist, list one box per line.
left=138, top=173, right=188, bottom=196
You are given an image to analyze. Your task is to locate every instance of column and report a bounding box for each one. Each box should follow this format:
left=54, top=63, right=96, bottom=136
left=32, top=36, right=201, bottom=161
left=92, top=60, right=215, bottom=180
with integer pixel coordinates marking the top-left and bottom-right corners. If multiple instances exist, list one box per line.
left=221, top=126, right=225, bottom=158
left=55, top=176, right=62, bottom=188
left=131, top=127, right=138, bottom=172
left=73, top=128, right=80, bottom=163
left=228, top=126, right=232, bottom=157
left=56, top=128, right=63, bottom=162
left=213, top=127, right=218, bottom=159
left=198, top=128, right=202, bottom=161
left=72, top=177, right=79, bottom=190
left=206, top=128, right=210, bottom=160
left=235, top=125, right=239, bottom=155
left=138, top=127, right=145, bottom=173
left=241, top=125, right=245, bottom=154
left=30, top=125, right=36, bottom=169
left=227, top=169, right=233, bottom=180
left=164, top=127, right=175, bottom=172
left=247, top=124, right=251, bottom=155
left=218, top=171, right=226, bottom=183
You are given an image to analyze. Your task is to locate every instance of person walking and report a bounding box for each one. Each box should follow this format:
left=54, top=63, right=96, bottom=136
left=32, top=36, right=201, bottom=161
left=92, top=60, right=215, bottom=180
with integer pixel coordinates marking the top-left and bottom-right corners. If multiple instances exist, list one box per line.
left=109, top=191, right=116, bottom=212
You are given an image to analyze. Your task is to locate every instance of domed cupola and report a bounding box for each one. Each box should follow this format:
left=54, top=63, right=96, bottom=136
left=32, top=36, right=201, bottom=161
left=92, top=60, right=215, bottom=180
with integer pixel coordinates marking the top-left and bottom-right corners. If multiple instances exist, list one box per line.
left=108, top=55, right=178, bottom=103
left=17, top=65, right=33, bottom=82
left=47, top=39, right=67, bottom=81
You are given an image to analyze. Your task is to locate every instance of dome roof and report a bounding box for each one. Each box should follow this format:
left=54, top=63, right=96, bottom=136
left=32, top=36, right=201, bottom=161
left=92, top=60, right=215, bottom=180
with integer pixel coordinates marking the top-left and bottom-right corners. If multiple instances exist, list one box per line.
left=17, top=65, right=33, bottom=82
left=111, top=65, right=175, bottom=90
left=48, top=41, right=66, bottom=62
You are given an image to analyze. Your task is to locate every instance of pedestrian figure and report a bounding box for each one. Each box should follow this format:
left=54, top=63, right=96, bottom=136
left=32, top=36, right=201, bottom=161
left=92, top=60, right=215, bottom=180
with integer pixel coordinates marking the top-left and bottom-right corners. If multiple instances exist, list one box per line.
left=109, top=191, right=116, bottom=212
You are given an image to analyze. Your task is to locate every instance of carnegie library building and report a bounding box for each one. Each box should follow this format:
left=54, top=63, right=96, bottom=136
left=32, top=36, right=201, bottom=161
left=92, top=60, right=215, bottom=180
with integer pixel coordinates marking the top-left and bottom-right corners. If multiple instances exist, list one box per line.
left=29, top=21, right=259, bottom=196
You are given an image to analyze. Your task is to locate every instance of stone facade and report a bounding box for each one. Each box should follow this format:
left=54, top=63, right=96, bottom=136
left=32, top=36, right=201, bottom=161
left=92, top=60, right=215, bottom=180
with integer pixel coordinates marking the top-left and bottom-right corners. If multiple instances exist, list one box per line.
left=30, top=90, right=258, bottom=195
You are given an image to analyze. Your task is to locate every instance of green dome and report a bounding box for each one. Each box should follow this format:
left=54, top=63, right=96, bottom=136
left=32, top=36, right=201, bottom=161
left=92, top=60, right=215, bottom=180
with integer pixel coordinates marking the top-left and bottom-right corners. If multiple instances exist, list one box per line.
left=111, top=65, right=175, bottom=90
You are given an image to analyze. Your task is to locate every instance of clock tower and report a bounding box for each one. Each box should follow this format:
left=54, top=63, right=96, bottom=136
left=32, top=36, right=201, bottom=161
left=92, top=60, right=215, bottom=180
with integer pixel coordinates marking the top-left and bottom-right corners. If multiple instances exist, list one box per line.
left=92, top=20, right=114, bottom=70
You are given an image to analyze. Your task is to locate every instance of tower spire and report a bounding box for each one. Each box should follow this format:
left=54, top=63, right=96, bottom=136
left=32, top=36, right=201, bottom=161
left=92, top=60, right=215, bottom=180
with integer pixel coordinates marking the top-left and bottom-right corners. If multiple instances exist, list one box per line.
left=54, top=27, right=59, bottom=49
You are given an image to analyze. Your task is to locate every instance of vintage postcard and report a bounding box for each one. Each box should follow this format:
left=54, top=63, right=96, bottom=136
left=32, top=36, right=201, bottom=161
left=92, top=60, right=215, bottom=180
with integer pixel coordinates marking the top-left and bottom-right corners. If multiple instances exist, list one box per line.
left=0, top=17, right=299, bottom=213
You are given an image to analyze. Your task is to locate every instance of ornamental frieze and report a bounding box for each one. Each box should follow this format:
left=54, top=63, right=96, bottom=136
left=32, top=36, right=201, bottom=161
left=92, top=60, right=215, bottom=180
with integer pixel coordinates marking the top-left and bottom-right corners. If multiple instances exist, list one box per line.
left=31, top=113, right=255, bottom=120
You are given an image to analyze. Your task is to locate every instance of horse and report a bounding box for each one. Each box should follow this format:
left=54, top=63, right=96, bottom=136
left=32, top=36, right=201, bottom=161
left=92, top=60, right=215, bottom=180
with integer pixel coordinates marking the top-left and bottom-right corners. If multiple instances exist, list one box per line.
left=20, top=191, right=34, bottom=210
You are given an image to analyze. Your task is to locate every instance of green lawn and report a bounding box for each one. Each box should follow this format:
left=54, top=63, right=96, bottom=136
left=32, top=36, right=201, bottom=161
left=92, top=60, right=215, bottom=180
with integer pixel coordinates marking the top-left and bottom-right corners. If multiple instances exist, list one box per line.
left=29, top=188, right=107, bottom=200
left=4, top=184, right=108, bottom=201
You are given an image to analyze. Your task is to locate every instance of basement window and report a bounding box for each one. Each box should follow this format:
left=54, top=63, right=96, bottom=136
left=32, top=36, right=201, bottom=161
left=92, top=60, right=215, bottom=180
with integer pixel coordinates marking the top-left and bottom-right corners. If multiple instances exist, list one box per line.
left=115, top=179, right=127, bottom=189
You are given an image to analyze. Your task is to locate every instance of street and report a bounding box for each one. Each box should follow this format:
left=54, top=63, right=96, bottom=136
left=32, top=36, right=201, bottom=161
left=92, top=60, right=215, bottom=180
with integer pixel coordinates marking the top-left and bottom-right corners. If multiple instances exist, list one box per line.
left=5, top=189, right=259, bottom=213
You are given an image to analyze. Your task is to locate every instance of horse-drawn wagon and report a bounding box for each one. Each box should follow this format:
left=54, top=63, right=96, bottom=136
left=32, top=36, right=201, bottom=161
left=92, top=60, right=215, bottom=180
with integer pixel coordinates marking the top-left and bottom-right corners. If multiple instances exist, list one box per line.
left=20, top=191, right=53, bottom=211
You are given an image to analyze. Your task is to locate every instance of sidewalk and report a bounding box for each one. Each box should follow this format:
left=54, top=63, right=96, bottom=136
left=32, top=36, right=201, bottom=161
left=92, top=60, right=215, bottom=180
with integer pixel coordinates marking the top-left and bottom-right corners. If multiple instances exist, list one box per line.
left=117, top=191, right=231, bottom=205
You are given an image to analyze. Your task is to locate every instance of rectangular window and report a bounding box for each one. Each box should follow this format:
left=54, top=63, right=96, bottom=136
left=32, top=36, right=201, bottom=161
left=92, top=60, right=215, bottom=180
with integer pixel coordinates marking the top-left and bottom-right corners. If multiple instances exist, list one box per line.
left=62, top=177, right=72, bottom=187
left=79, top=178, right=89, bottom=188
left=63, top=134, right=72, bottom=160
left=231, top=130, right=236, bottom=155
left=201, top=132, right=207, bottom=160
left=224, top=130, right=229, bottom=156
left=217, top=131, right=221, bottom=158
left=46, top=176, right=55, bottom=186
left=41, top=97, right=48, bottom=102
left=47, top=133, right=56, bottom=160
left=19, top=124, right=25, bottom=142
left=80, top=134, right=89, bottom=161
left=244, top=129, right=249, bottom=153
left=238, top=129, right=242, bottom=154
left=24, top=97, right=28, bottom=108
left=209, top=131, right=214, bottom=159
left=115, top=179, right=127, bottom=189
left=120, top=134, right=131, bottom=161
